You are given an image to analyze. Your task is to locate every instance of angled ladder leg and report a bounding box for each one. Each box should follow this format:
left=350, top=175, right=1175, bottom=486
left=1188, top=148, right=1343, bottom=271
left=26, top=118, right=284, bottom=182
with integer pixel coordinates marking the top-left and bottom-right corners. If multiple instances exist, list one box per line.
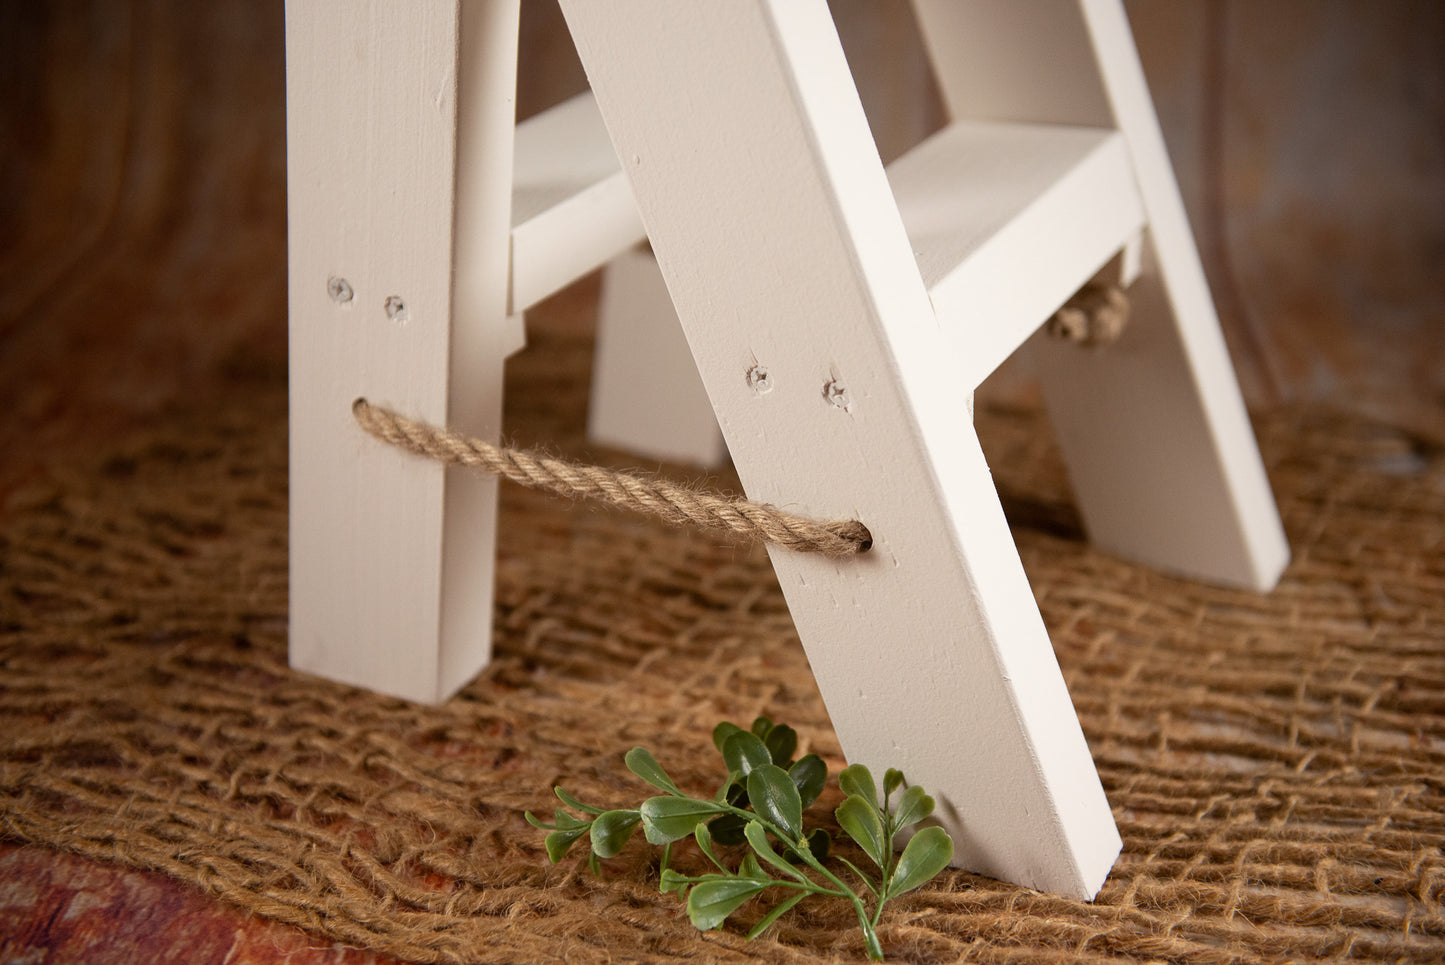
left=913, top=0, right=1289, bottom=588
left=590, top=247, right=728, bottom=468
left=286, top=0, right=523, bottom=702
left=562, top=0, right=1120, bottom=897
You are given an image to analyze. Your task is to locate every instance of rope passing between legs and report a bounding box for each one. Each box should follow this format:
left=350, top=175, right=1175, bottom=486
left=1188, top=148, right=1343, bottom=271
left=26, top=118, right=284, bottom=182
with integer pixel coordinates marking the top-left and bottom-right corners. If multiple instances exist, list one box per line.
left=351, top=399, right=874, bottom=558
left=351, top=282, right=1126, bottom=558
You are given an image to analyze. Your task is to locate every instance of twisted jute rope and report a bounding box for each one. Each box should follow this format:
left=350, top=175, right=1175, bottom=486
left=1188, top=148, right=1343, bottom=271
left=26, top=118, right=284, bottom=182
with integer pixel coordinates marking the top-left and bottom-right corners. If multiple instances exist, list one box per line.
left=1046, top=280, right=1131, bottom=347
left=351, top=283, right=1126, bottom=559
left=352, top=399, right=874, bottom=558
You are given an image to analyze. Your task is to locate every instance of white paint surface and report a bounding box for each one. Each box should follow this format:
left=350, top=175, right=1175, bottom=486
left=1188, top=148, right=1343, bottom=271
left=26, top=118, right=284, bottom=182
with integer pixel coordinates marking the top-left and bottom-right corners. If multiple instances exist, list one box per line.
left=561, top=0, right=1121, bottom=897
left=913, top=0, right=1289, bottom=589
left=510, top=92, right=646, bottom=313
left=589, top=248, right=729, bottom=467
left=286, top=0, right=521, bottom=703
left=889, top=120, right=1145, bottom=388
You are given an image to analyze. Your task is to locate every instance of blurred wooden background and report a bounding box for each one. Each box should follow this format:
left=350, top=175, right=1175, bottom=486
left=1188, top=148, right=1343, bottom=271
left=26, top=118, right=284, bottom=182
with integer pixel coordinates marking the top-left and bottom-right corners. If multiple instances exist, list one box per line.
left=3, top=0, right=1443, bottom=474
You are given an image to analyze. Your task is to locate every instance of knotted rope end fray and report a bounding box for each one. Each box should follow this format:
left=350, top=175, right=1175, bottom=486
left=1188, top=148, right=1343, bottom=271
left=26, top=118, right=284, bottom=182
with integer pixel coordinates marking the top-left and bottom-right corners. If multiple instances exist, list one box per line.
left=351, top=398, right=873, bottom=558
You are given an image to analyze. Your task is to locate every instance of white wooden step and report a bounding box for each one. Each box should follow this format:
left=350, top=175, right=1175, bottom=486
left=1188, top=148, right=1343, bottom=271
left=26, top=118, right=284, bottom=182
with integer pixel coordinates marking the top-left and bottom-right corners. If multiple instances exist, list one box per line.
left=889, top=120, right=1146, bottom=389
left=514, top=100, right=1145, bottom=394
left=510, top=93, right=646, bottom=313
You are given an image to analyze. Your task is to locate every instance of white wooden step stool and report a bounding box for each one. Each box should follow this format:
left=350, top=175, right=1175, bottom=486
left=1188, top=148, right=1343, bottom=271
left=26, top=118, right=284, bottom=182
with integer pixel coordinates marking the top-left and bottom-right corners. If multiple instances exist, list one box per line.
left=285, top=0, right=1288, bottom=899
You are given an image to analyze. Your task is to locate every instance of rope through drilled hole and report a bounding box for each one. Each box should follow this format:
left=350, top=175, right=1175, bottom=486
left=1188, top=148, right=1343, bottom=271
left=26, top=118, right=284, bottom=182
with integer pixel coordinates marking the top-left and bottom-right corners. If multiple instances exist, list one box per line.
left=352, top=400, right=873, bottom=558
left=352, top=282, right=1127, bottom=557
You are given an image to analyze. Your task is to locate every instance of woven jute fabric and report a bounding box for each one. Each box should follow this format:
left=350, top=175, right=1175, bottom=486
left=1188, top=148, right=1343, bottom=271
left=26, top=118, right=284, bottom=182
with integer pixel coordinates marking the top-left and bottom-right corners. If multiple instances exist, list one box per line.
left=1, top=330, right=1442, bottom=964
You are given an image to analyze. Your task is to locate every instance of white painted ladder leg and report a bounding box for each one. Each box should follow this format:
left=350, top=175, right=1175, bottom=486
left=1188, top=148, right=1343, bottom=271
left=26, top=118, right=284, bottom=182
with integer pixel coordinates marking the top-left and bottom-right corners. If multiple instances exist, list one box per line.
left=561, top=0, right=1121, bottom=897
left=912, top=0, right=1289, bottom=589
left=285, top=0, right=523, bottom=703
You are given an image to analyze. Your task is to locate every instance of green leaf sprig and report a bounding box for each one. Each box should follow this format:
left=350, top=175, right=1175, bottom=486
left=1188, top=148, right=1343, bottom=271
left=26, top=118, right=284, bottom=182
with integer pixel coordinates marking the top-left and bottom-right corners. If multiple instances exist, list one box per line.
left=525, top=717, right=954, bottom=960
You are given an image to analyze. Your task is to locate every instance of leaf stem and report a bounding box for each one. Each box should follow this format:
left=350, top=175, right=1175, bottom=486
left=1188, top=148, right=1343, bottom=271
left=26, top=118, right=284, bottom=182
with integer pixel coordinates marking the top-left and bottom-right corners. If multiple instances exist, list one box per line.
left=717, top=802, right=859, bottom=901
left=714, top=800, right=882, bottom=956
left=664, top=872, right=839, bottom=896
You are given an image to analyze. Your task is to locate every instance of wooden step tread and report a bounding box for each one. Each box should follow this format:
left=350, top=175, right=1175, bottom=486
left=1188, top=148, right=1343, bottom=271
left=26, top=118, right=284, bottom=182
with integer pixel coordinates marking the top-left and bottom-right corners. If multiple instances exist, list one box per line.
left=512, top=99, right=1144, bottom=393
left=889, top=120, right=1146, bottom=387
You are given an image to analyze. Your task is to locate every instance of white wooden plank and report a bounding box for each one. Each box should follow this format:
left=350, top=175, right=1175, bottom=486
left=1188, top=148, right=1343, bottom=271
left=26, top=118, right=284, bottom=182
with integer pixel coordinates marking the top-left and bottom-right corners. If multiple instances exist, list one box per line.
left=890, top=120, right=1145, bottom=389
left=913, top=0, right=1289, bottom=589
left=510, top=92, right=645, bottom=313
left=286, top=0, right=519, bottom=703
left=589, top=247, right=728, bottom=467
left=577, top=117, right=1145, bottom=458
left=439, top=0, right=523, bottom=692
left=584, top=119, right=1145, bottom=461
left=561, top=0, right=1119, bottom=897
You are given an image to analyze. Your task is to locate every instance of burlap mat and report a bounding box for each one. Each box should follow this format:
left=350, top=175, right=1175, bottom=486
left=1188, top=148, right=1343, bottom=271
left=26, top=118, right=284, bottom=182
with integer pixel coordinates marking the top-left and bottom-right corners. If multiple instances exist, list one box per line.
left=1, top=329, right=1441, bottom=964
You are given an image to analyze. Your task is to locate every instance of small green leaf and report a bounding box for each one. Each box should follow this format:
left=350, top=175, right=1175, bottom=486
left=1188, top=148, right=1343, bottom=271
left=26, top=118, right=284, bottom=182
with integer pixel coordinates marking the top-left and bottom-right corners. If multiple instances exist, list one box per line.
left=625, top=746, right=681, bottom=795
left=836, top=794, right=889, bottom=870
left=763, top=723, right=798, bottom=767
left=738, top=851, right=770, bottom=882
left=892, top=785, right=935, bottom=830
left=725, top=781, right=749, bottom=807
left=693, top=820, right=727, bottom=872
left=839, top=764, right=879, bottom=808
left=722, top=731, right=771, bottom=777
left=748, top=763, right=804, bottom=840
left=589, top=809, right=641, bottom=859
left=640, top=796, right=726, bottom=844
left=553, top=808, right=590, bottom=830
left=883, top=768, right=904, bottom=800
left=712, top=721, right=745, bottom=753
left=788, top=754, right=827, bottom=809
left=660, top=867, right=687, bottom=895
left=746, top=891, right=810, bottom=940
left=886, top=826, right=953, bottom=898
left=555, top=786, right=605, bottom=815
left=750, top=716, right=773, bottom=738
left=523, top=810, right=554, bottom=830
left=707, top=812, right=748, bottom=846
left=743, top=821, right=810, bottom=883
left=687, top=877, right=769, bottom=931
left=544, top=826, right=590, bottom=863
left=805, top=827, right=831, bottom=861
left=834, top=856, right=879, bottom=898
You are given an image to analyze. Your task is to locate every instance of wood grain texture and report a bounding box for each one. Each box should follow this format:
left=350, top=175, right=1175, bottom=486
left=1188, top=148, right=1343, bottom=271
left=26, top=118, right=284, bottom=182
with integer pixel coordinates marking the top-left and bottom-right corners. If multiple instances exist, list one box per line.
left=285, top=0, right=521, bottom=703
left=286, top=0, right=457, bottom=703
